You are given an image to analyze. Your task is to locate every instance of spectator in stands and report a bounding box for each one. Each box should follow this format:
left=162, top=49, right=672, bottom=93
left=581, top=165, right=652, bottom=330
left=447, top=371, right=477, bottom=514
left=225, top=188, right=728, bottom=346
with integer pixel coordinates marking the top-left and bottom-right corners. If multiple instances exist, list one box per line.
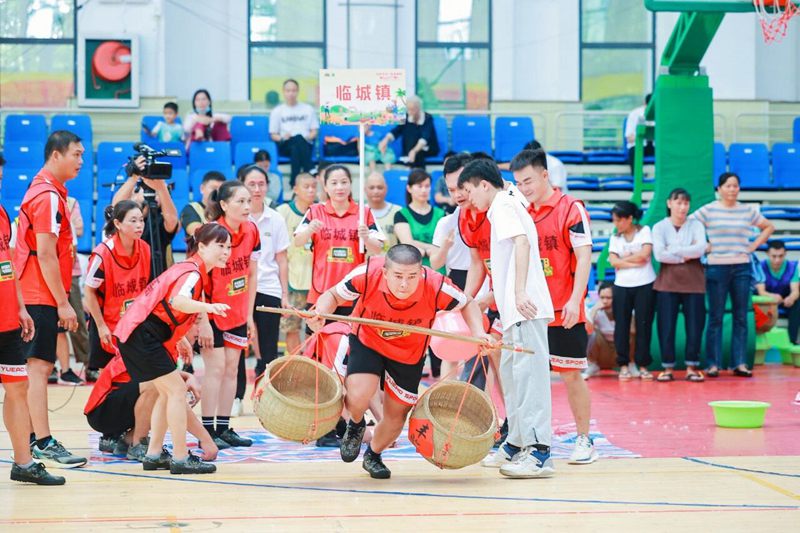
left=180, top=171, right=226, bottom=238
left=608, top=201, right=656, bottom=381
left=584, top=282, right=624, bottom=379
left=143, top=102, right=184, bottom=143
left=365, top=172, right=401, bottom=254
left=394, top=169, right=445, bottom=268
left=625, top=93, right=655, bottom=173
left=184, top=89, right=231, bottom=150
left=364, top=123, right=395, bottom=171
left=275, top=173, right=316, bottom=354
left=692, top=172, right=774, bottom=377
left=253, top=150, right=282, bottom=205
left=756, top=240, right=799, bottom=345
left=652, top=188, right=707, bottom=382
left=269, top=79, right=318, bottom=185
left=378, top=96, right=439, bottom=169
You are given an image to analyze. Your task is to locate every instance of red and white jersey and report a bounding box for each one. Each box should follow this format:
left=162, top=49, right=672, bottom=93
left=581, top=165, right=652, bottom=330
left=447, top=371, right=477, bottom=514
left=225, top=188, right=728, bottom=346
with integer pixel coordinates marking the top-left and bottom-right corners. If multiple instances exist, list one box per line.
left=209, top=217, right=260, bottom=330
left=296, top=200, right=383, bottom=305
left=0, top=206, right=21, bottom=333
left=334, top=256, right=467, bottom=365
left=83, top=354, right=131, bottom=415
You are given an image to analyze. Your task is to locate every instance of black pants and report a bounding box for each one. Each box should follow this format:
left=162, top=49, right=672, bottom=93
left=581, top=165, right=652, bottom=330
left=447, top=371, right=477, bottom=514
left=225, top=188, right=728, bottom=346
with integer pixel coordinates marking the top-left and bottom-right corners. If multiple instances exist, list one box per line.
left=628, top=144, right=655, bottom=174
left=787, top=297, right=800, bottom=345
left=656, top=291, right=706, bottom=368
left=612, top=282, right=655, bottom=368
left=253, top=293, right=282, bottom=378
left=448, top=269, right=468, bottom=290
left=278, top=134, right=313, bottom=185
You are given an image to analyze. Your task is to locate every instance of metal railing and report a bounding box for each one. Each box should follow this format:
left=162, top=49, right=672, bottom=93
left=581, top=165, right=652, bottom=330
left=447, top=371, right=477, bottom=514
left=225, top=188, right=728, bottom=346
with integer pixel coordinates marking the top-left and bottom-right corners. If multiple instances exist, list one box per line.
left=733, top=111, right=798, bottom=145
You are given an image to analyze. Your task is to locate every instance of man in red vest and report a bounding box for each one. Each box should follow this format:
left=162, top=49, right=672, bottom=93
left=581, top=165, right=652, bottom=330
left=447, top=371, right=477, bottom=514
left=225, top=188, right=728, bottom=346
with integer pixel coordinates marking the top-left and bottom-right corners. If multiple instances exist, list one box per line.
left=511, top=148, right=598, bottom=465
left=14, top=130, right=86, bottom=469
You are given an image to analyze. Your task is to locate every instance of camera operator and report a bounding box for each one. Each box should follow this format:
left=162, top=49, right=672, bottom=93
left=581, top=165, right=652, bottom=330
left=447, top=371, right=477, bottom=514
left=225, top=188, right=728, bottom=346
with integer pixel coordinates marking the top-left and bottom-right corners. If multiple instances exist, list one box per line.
left=111, top=156, right=180, bottom=275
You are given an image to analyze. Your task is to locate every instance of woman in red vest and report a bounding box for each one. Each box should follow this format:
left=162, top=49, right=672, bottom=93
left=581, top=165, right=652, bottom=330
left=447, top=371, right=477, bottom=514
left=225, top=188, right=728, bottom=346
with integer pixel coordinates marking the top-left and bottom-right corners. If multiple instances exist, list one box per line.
left=198, top=180, right=260, bottom=449
left=115, top=223, right=231, bottom=475
left=84, top=200, right=152, bottom=378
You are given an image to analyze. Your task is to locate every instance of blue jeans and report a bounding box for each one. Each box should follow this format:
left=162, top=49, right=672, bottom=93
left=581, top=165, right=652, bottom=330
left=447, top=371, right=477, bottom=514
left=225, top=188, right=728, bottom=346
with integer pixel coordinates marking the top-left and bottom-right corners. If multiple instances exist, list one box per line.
left=656, top=291, right=706, bottom=368
left=705, top=263, right=751, bottom=369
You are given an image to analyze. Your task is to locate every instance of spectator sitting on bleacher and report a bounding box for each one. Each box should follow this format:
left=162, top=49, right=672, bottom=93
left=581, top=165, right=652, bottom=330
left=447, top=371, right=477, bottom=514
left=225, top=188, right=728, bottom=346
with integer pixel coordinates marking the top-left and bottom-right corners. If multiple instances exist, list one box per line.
left=184, top=89, right=231, bottom=151
left=253, top=150, right=282, bottom=206
left=179, top=170, right=225, bottom=238
left=269, top=79, right=318, bottom=186
left=498, top=141, right=567, bottom=191
left=378, top=96, right=439, bottom=169
left=365, top=172, right=401, bottom=254
left=756, top=240, right=800, bottom=345
left=625, top=93, right=655, bottom=173
left=143, top=102, right=184, bottom=143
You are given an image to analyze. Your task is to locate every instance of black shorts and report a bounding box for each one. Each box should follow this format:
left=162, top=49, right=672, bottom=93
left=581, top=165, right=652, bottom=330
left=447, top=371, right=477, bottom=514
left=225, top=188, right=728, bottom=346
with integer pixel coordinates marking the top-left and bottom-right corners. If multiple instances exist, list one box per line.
left=346, top=334, right=425, bottom=407
left=548, top=324, right=589, bottom=372
left=210, top=321, right=248, bottom=350
left=0, top=328, right=28, bottom=383
left=88, top=318, right=116, bottom=370
left=117, top=316, right=176, bottom=383
left=86, top=381, right=139, bottom=436
left=24, top=304, right=59, bottom=363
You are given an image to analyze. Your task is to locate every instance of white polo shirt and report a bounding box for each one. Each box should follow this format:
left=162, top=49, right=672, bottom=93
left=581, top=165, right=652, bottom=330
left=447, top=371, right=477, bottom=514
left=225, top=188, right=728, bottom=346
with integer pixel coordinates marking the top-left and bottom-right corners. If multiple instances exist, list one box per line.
left=251, top=202, right=291, bottom=298
left=432, top=207, right=471, bottom=271
left=487, top=189, right=554, bottom=330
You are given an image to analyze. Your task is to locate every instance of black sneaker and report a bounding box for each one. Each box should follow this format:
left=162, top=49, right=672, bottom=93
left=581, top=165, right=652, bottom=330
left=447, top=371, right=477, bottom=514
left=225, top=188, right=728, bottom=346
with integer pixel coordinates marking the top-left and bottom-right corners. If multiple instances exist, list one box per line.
left=10, top=462, right=66, bottom=485
left=170, top=453, right=216, bottom=475
left=58, top=369, right=84, bottom=386
left=99, top=435, right=118, bottom=453
left=31, top=438, right=87, bottom=469
left=218, top=428, right=252, bottom=447
left=48, top=369, right=58, bottom=384
left=340, top=421, right=366, bottom=463
left=335, top=417, right=347, bottom=438
left=113, top=437, right=130, bottom=457
left=212, top=436, right=231, bottom=450
left=85, top=369, right=100, bottom=383
left=126, top=441, right=148, bottom=462
left=142, top=447, right=172, bottom=471
left=362, top=449, right=391, bottom=479
left=316, top=429, right=341, bottom=448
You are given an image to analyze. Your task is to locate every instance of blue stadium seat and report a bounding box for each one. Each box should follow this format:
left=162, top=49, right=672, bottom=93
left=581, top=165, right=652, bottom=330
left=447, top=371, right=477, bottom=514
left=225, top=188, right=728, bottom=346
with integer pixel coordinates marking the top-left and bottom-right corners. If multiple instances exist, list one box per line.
left=233, top=141, right=280, bottom=170
left=1, top=167, right=37, bottom=198
left=230, top=115, right=269, bottom=146
left=550, top=150, right=585, bottom=164
left=188, top=142, right=231, bottom=173
left=190, top=167, right=233, bottom=194
left=51, top=114, right=93, bottom=147
left=383, top=169, right=410, bottom=206
left=319, top=124, right=360, bottom=163
left=4, top=114, right=47, bottom=145
left=585, top=149, right=627, bottom=164
left=3, top=142, right=44, bottom=168
left=75, top=199, right=94, bottom=254
left=172, top=226, right=188, bottom=253
left=760, top=206, right=800, bottom=221
left=451, top=116, right=491, bottom=154
left=794, top=117, right=800, bottom=144
left=430, top=170, right=444, bottom=204
left=600, top=176, right=634, bottom=191
left=150, top=142, right=187, bottom=170
left=1, top=197, right=24, bottom=225
left=141, top=115, right=183, bottom=142
left=169, top=169, right=191, bottom=208
left=94, top=200, right=109, bottom=246
left=368, top=124, right=403, bottom=161
left=427, top=115, right=449, bottom=164
left=713, top=142, right=727, bottom=181
left=71, top=165, right=94, bottom=192
left=586, top=206, right=612, bottom=221
left=592, top=236, right=610, bottom=253
left=494, top=117, right=534, bottom=162
left=771, top=143, right=800, bottom=190
left=501, top=169, right=515, bottom=183
left=97, top=142, right=135, bottom=172
left=729, top=143, right=772, bottom=189
left=97, top=168, right=127, bottom=193
left=566, top=176, right=599, bottom=191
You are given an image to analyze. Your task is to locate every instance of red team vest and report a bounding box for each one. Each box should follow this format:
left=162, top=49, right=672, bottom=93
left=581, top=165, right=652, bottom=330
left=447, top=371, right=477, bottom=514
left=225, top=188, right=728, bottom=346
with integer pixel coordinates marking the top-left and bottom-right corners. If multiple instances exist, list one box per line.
left=89, top=235, right=151, bottom=333
left=0, top=206, right=21, bottom=333
left=304, top=322, right=351, bottom=377
left=114, top=256, right=210, bottom=359
left=83, top=354, right=131, bottom=415
left=209, top=218, right=260, bottom=331
left=307, top=200, right=375, bottom=305
left=351, top=257, right=449, bottom=365
left=458, top=208, right=492, bottom=279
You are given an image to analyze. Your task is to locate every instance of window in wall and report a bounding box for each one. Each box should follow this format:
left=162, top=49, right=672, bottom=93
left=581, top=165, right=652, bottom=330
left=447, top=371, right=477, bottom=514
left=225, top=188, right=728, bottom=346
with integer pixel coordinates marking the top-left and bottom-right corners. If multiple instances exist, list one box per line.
left=416, top=0, right=491, bottom=110
left=249, top=0, right=325, bottom=107
left=0, top=0, right=76, bottom=108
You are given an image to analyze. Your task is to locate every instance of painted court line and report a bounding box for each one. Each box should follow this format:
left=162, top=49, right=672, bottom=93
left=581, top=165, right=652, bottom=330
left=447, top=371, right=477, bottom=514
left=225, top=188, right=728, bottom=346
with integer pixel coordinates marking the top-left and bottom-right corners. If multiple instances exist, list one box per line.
left=683, top=457, right=800, bottom=479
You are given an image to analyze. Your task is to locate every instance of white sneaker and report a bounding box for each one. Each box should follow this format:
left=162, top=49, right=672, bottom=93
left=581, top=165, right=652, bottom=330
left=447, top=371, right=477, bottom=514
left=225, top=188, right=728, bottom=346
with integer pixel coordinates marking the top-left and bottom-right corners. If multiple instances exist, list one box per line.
left=499, top=448, right=555, bottom=478
left=231, top=398, right=243, bottom=418
left=480, top=442, right=526, bottom=468
left=582, top=362, right=600, bottom=380
left=628, top=362, right=641, bottom=378
left=568, top=434, right=598, bottom=464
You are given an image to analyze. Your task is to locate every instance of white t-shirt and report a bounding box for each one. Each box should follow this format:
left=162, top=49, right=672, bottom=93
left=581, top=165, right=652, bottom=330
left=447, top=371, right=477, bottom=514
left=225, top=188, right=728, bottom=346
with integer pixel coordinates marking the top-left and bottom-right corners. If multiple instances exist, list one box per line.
left=625, top=106, right=646, bottom=149
left=546, top=154, right=568, bottom=192
left=608, top=225, right=657, bottom=288
left=487, top=190, right=554, bottom=330
left=269, top=102, right=319, bottom=139
left=251, top=203, right=291, bottom=298
left=432, top=208, right=471, bottom=271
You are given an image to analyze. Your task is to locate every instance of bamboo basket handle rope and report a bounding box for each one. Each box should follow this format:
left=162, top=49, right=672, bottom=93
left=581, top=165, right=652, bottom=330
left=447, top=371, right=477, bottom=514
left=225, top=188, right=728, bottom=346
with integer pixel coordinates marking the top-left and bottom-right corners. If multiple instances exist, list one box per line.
left=256, top=306, right=535, bottom=355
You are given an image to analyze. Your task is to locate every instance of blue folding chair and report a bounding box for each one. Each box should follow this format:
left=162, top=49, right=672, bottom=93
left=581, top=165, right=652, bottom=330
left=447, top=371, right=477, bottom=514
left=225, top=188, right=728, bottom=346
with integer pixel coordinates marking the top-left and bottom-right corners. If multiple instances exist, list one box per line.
left=384, top=169, right=410, bottom=206
left=494, top=117, right=534, bottom=162
left=141, top=115, right=183, bottom=142
left=2, top=142, right=44, bottom=168
left=75, top=198, right=94, bottom=254
left=771, top=143, right=800, bottom=190
left=586, top=206, right=612, bottom=221
left=97, top=142, right=136, bottom=172
left=51, top=114, right=93, bottom=147
left=427, top=116, right=449, bottom=164
left=188, top=142, right=231, bottom=174
left=233, top=141, right=280, bottom=170
left=1, top=167, right=37, bottom=198
left=71, top=165, right=94, bottom=193
left=451, top=116, right=491, bottom=154
left=793, top=117, right=800, bottom=144
left=1, top=197, right=24, bottom=226
left=729, top=143, right=772, bottom=189
left=760, top=206, right=800, bottom=221
left=150, top=142, right=187, bottom=170
left=713, top=142, right=727, bottom=181
left=566, top=176, right=600, bottom=191
left=169, top=169, right=191, bottom=208
left=550, top=151, right=585, bottom=164
left=319, top=124, right=360, bottom=163
left=94, top=200, right=110, bottom=246
left=230, top=115, right=269, bottom=148
left=172, top=226, right=188, bottom=253
left=600, top=176, right=634, bottom=191
left=4, top=114, right=47, bottom=145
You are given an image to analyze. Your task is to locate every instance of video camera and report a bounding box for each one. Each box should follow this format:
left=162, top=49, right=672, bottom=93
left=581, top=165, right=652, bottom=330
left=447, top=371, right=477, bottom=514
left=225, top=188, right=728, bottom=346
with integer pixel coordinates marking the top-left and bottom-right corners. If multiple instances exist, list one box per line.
left=125, top=142, right=181, bottom=180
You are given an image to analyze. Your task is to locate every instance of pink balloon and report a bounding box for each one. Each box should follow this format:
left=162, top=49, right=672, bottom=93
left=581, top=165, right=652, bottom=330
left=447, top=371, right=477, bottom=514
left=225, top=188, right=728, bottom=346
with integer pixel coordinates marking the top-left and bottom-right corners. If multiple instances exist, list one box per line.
left=429, top=311, right=477, bottom=362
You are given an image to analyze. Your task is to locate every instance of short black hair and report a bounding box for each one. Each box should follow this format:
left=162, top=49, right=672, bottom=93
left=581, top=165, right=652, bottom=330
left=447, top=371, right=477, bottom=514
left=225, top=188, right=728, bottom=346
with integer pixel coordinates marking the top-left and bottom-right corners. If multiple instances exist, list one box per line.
left=470, top=151, right=495, bottom=162
left=457, top=159, right=504, bottom=190
left=164, top=102, right=178, bottom=113
left=611, top=200, right=643, bottom=220
left=254, top=149, right=271, bottom=163
left=666, top=187, right=691, bottom=216
left=201, top=170, right=226, bottom=185
left=718, top=171, right=739, bottom=188
left=598, top=280, right=613, bottom=293
left=385, top=244, right=423, bottom=267
left=405, top=169, right=431, bottom=205
left=523, top=140, right=542, bottom=151
left=283, top=78, right=299, bottom=88
left=443, top=152, right=473, bottom=175
left=509, top=148, right=548, bottom=172
left=767, top=240, right=786, bottom=251
left=45, top=130, right=82, bottom=161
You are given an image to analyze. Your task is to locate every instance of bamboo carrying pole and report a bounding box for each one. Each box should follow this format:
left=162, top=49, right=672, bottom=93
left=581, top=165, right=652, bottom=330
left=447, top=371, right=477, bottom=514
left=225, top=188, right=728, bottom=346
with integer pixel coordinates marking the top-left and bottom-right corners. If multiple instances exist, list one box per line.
left=255, top=306, right=535, bottom=355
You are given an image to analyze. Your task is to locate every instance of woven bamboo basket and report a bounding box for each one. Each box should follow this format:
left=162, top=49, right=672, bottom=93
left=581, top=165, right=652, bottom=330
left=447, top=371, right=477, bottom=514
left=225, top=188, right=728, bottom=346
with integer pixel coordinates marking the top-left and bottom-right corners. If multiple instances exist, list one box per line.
left=408, top=381, right=497, bottom=469
left=253, top=356, right=344, bottom=442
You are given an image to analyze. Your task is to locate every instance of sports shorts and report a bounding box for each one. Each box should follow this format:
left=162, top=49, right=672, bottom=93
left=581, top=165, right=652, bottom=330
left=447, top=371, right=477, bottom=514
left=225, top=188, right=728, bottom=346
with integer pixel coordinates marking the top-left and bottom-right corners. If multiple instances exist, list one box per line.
left=24, top=304, right=59, bottom=363
left=548, top=324, right=589, bottom=372
left=86, top=381, right=139, bottom=436
left=210, top=321, right=248, bottom=350
left=346, top=334, right=425, bottom=407
left=0, top=328, right=28, bottom=383
left=117, top=316, right=176, bottom=383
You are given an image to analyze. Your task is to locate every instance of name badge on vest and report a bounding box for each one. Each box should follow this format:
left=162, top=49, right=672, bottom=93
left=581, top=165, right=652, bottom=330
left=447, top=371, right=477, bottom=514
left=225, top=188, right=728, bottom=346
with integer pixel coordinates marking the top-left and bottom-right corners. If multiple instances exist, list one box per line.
left=120, top=299, right=135, bottom=316
left=228, top=276, right=247, bottom=296
left=541, top=257, right=554, bottom=277
left=0, top=260, right=12, bottom=282
left=378, top=328, right=410, bottom=340
left=328, top=246, right=354, bottom=263
left=483, top=258, right=492, bottom=274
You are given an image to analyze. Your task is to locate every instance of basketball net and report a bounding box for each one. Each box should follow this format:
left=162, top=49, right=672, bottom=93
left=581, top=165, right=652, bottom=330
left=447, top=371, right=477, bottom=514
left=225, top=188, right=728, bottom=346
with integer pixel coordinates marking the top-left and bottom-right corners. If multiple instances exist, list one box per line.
left=753, top=0, right=799, bottom=43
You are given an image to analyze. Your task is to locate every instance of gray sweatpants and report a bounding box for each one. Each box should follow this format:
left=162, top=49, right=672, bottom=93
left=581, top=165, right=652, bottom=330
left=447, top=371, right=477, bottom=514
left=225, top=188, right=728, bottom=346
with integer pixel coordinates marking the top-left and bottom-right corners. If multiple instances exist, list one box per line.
left=500, top=318, right=552, bottom=448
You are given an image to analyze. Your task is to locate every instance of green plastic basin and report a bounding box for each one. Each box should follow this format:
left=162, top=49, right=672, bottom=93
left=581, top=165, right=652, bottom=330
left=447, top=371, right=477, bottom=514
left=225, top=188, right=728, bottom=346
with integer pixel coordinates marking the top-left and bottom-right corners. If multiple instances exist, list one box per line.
left=709, top=401, right=770, bottom=428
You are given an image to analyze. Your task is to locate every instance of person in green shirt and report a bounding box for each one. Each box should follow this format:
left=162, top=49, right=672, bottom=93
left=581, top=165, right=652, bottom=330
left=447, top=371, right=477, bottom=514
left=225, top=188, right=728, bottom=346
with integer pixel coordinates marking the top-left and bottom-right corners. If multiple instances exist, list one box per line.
left=393, top=169, right=444, bottom=269
left=756, top=240, right=800, bottom=344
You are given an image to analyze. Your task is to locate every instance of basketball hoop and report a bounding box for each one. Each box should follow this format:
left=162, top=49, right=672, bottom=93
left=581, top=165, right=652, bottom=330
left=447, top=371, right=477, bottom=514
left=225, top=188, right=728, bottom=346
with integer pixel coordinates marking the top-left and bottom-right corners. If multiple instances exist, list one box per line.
left=753, top=0, right=799, bottom=43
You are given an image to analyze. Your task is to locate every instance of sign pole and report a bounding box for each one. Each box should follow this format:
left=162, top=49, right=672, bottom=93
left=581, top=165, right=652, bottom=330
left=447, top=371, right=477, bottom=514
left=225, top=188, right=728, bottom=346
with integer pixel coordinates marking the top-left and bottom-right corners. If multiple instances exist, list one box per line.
left=358, top=120, right=366, bottom=253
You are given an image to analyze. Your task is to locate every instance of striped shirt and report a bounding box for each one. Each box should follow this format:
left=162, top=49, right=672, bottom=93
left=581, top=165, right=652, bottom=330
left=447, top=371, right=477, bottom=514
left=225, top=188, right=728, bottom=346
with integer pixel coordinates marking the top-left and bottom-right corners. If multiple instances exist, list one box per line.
left=691, top=201, right=765, bottom=265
